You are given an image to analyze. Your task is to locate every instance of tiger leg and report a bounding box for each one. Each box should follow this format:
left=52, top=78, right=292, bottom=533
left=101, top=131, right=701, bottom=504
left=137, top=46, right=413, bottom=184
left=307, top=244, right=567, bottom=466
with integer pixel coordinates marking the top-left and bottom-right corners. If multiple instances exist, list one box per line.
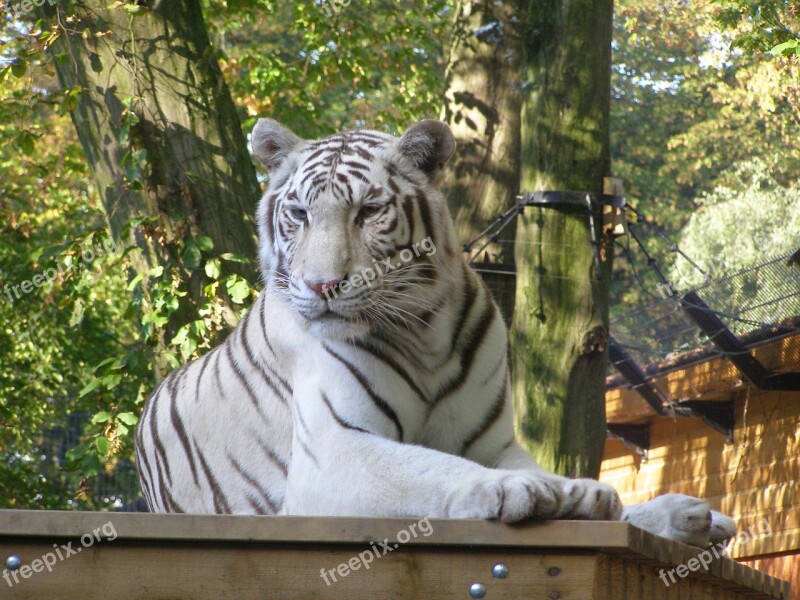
left=281, top=423, right=574, bottom=523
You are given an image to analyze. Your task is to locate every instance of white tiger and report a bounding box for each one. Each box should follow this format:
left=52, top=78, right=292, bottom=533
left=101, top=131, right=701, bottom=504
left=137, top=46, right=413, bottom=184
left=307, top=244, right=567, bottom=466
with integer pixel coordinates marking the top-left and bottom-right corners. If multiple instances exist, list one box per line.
left=135, top=118, right=736, bottom=546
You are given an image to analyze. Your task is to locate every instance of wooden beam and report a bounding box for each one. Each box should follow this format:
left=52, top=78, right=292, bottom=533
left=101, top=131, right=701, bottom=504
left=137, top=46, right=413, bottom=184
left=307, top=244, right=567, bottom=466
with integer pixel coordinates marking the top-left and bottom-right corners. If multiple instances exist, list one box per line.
left=608, top=337, right=667, bottom=414
left=0, top=511, right=790, bottom=599
left=680, top=291, right=770, bottom=387
left=606, top=423, right=650, bottom=459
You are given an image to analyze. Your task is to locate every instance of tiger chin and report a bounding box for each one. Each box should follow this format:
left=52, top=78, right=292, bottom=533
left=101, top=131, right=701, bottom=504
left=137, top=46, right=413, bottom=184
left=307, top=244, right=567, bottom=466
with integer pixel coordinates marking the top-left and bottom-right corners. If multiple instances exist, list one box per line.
left=135, top=118, right=736, bottom=549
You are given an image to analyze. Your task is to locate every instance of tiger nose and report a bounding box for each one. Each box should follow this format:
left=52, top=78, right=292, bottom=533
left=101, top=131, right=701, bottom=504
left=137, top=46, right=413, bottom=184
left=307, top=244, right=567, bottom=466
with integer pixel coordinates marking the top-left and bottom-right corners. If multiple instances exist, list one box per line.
left=305, top=278, right=343, bottom=299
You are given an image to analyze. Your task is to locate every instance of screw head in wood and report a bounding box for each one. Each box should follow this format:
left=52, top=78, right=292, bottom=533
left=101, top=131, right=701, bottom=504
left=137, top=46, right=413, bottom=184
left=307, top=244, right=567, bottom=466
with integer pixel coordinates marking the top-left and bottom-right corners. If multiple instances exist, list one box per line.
left=469, top=582, right=487, bottom=598
left=492, top=563, right=509, bottom=579
left=5, top=555, right=21, bottom=571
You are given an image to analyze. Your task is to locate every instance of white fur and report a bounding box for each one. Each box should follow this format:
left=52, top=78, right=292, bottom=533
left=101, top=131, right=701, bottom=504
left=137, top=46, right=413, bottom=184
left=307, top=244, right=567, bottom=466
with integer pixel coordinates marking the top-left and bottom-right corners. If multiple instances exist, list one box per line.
left=136, top=120, right=736, bottom=547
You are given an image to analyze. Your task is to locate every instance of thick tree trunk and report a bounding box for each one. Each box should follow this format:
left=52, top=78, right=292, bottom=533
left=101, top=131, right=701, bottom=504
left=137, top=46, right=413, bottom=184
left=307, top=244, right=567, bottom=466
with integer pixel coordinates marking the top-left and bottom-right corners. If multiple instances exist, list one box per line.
left=511, top=0, right=614, bottom=478
left=40, top=1, right=260, bottom=372
left=441, top=0, right=525, bottom=323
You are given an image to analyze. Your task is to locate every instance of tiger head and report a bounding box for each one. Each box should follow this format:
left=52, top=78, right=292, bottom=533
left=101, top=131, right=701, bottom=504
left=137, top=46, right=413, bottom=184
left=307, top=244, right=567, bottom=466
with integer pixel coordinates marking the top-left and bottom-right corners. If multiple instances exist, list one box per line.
left=251, top=119, right=461, bottom=339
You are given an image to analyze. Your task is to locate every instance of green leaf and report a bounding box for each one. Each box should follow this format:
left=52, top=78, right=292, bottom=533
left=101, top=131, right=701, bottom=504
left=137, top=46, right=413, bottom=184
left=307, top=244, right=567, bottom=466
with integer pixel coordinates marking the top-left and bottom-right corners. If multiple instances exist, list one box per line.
left=37, top=243, right=69, bottom=262
left=102, top=373, right=122, bottom=389
left=16, top=131, right=35, bottom=156
left=179, top=335, right=197, bottom=360
left=91, top=411, right=112, bottom=424
left=127, top=272, right=145, bottom=291
left=65, top=443, right=88, bottom=464
left=769, top=39, right=799, bottom=57
left=79, top=378, right=101, bottom=397
left=204, top=257, right=221, bottom=279
left=123, top=4, right=149, bottom=14
left=183, top=241, right=202, bottom=269
left=96, top=356, right=122, bottom=370
left=81, top=454, right=101, bottom=477
left=219, top=253, right=250, bottom=264
left=170, top=324, right=189, bottom=347
left=69, top=298, right=85, bottom=327
left=95, top=437, right=111, bottom=455
left=194, top=235, right=214, bottom=252
left=117, top=412, right=138, bottom=426
left=164, top=294, right=179, bottom=312
left=226, top=276, right=251, bottom=304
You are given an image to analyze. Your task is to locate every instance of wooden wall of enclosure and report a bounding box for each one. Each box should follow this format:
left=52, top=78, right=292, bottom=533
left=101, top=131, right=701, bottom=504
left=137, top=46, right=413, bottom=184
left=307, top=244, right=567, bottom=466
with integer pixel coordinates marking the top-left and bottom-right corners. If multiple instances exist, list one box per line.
left=600, top=333, right=800, bottom=599
left=0, top=512, right=790, bottom=599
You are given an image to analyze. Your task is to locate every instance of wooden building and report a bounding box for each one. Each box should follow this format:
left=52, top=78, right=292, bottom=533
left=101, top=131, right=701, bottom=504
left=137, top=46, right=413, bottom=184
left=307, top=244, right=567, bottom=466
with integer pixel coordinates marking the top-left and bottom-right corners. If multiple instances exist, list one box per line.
left=600, top=324, right=800, bottom=599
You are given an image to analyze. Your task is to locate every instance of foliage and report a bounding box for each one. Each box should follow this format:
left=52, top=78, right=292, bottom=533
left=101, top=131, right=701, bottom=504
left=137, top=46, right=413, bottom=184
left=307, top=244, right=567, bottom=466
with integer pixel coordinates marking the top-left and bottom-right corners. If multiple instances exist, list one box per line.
left=0, top=24, right=138, bottom=507
left=610, top=0, right=800, bottom=313
left=201, top=0, right=450, bottom=138
left=712, top=0, right=800, bottom=56
left=0, top=6, right=258, bottom=508
left=670, top=159, right=800, bottom=291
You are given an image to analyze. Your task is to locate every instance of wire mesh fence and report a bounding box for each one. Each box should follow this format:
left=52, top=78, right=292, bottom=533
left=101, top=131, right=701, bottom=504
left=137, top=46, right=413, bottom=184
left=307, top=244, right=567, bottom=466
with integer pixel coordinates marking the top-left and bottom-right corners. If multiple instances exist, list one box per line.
left=609, top=249, right=800, bottom=375
left=696, top=251, right=800, bottom=336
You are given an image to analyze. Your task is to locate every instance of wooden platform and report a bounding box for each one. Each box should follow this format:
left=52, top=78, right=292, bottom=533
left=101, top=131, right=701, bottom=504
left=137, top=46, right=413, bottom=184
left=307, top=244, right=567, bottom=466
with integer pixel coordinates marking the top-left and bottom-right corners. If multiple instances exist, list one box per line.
left=0, top=510, right=790, bottom=599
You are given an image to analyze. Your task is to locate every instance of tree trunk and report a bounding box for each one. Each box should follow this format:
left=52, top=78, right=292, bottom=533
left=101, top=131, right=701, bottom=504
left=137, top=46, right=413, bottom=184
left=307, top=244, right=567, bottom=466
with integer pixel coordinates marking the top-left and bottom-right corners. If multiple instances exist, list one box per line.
left=39, top=1, right=261, bottom=373
left=441, top=0, right=525, bottom=323
left=511, top=0, right=614, bottom=478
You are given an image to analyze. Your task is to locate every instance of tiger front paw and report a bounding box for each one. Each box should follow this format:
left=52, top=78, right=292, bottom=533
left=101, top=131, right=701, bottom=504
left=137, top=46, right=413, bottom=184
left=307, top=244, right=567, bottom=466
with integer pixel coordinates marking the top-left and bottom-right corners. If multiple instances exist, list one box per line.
left=446, top=472, right=561, bottom=523
left=556, top=478, right=623, bottom=520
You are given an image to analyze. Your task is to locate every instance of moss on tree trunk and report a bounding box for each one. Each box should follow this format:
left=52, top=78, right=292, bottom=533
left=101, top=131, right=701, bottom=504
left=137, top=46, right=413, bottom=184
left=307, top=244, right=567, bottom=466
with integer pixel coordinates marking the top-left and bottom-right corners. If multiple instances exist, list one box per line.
left=511, top=0, right=614, bottom=478
left=40, top=1, right=261, bottom=374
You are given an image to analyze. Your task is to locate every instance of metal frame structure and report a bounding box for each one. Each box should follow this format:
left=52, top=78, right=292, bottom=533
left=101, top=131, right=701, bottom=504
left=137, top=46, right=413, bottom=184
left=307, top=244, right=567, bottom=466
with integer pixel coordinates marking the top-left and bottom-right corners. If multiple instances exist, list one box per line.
left=463, top=190, right=800, bottom=458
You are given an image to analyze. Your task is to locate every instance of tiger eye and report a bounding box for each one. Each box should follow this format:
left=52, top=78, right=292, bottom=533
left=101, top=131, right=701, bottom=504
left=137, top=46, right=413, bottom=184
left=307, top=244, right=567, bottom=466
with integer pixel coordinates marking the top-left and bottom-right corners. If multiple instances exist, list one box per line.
left=289, top=207, right=308, bottom=221
left=357, top=205, right=382, bottom=222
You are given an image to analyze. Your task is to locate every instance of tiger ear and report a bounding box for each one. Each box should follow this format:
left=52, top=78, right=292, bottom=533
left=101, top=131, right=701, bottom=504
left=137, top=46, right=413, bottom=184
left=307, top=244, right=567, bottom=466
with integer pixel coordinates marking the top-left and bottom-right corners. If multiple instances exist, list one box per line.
left=397, top=120, right=455, bottom=178
left=251, top=118, right=304, bottom=171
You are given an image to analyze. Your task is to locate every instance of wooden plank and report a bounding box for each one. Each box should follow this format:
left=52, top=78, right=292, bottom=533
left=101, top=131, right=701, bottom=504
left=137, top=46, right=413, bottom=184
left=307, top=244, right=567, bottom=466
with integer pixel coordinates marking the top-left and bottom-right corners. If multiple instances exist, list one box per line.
left=618, top=523, right=789, bottom=599
left=593, top=554, right=612, bottom=600
left=0, top=540, right=597, bottom=600
left=0, top=510, right=631, bottom=549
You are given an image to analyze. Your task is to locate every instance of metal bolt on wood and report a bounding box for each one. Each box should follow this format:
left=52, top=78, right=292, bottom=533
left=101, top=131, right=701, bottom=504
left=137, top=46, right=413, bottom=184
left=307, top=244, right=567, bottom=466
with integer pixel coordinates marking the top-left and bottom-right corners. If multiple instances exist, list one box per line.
left=469, top=582, right=487, bottom=598
left=5, top=555, right=21, bottom=571
left=492, top=563, right=509, bottom=579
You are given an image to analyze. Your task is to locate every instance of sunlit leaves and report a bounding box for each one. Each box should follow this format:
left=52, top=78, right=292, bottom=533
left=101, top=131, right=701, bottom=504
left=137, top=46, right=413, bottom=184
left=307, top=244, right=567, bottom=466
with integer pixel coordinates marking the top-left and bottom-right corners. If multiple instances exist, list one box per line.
left=770, top=38, right=800, bottom=56
left=712, top=0, right=800, bottom=56
left=610, top=0, right=800, bottom=312
left=202, top=0, right=449, bottom=138
left=671, top=159, right=800, bottom=291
